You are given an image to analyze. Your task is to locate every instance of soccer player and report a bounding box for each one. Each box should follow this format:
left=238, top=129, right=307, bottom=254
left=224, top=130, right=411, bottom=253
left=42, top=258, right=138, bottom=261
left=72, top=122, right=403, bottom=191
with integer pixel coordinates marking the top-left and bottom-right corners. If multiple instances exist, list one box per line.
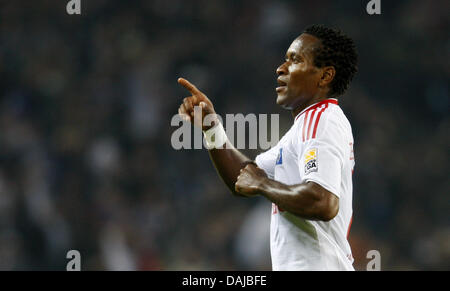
left=177, top=24, right=358, bottom=271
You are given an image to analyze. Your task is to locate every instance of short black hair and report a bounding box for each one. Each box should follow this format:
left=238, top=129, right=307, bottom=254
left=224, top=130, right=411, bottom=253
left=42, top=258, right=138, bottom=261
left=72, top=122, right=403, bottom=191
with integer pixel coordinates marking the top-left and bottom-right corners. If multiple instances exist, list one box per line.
left=303, top=24, right=358, bottom=97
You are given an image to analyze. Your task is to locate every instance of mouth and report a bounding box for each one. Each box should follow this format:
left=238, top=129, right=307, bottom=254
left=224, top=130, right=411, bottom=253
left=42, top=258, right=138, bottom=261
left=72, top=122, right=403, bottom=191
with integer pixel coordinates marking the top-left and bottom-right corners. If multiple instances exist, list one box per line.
left=276, top=78, right=287, bottom=92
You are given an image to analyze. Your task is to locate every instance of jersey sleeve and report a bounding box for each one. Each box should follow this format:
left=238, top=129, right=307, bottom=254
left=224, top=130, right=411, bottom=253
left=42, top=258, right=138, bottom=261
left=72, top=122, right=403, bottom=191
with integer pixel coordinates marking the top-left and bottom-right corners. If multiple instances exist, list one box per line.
left=298, top=113, right=346, bottom=198
left=255, top=144, right=280, bottom=180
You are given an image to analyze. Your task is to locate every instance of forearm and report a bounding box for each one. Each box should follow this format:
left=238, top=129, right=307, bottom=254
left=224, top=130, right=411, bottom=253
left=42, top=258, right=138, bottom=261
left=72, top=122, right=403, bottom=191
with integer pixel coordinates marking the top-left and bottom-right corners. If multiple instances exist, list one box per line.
left=208, top=140, right=253, bottom=195
left=259, top=179, right=337, bottom=221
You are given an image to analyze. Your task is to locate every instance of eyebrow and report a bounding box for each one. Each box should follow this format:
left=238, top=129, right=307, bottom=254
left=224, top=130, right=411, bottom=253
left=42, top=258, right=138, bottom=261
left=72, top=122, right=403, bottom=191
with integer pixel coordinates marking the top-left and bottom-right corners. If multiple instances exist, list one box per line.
left=285, top=51, right=294, bottom=58
left=285, top=51, right=303, bottom=60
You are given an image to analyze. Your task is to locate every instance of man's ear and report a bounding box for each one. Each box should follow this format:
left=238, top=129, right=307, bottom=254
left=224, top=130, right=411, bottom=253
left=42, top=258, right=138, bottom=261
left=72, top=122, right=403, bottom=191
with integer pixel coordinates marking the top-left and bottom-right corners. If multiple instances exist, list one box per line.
left=319, top=66, right=336, bottom=88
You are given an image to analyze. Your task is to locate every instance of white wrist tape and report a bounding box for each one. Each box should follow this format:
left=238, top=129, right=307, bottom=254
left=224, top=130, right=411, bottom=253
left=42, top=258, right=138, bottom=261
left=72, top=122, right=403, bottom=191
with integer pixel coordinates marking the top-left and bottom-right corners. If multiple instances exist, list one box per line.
left=203, top=122, right=228, bottom=149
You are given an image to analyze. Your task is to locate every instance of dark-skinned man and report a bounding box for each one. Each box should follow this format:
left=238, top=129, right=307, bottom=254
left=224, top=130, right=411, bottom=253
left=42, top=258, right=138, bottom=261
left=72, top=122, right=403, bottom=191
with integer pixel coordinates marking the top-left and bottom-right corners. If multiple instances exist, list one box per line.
left=177, top=24, right=358, bottom=271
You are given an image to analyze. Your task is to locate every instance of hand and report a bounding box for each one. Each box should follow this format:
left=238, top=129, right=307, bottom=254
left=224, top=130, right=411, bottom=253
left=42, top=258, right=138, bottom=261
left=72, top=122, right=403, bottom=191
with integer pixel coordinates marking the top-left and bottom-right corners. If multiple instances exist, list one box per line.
left=177, top=78, right=218, bottom=131
left=235, top=164, right=268, bottom=197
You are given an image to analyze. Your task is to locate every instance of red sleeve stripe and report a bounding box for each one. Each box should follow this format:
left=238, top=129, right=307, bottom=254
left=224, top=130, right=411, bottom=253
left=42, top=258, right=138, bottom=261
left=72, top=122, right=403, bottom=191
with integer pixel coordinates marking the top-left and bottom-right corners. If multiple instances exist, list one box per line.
left=302, top=110, right=309, bottom=142
left=306, top=108, right=318, bottom=141
left=311, top=103, right=329, bottom=139
left=298, top=99, right=338, bottom=142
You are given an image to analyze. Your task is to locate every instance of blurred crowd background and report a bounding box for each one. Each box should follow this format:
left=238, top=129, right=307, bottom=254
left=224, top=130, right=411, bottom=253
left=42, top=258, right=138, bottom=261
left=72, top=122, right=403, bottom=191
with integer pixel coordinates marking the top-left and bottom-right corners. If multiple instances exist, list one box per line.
left=0, top=0, right=448, bottom=270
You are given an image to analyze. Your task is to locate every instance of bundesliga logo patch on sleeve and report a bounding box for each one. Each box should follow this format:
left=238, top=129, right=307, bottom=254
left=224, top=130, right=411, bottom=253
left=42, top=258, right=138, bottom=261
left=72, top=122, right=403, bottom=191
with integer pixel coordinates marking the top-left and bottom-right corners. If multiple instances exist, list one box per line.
left=304, top=148, right=318, bottom=174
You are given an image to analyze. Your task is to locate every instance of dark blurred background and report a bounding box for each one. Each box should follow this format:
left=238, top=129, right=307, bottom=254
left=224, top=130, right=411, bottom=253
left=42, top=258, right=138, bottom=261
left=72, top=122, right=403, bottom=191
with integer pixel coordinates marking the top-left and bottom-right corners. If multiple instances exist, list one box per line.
left=0, top=0, right=448, bottom=270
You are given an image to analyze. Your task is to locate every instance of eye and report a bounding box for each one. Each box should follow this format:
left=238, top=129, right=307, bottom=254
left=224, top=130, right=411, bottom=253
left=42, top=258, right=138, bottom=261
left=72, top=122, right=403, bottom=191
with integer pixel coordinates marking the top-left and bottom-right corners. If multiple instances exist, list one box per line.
left=293, top=56, right=302, bottom=63
left=285, top=54, right=302, bottom=63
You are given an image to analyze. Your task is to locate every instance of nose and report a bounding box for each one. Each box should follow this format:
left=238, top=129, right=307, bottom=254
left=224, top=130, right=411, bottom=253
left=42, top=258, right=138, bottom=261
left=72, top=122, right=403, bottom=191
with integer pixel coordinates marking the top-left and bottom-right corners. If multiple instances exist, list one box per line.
left=276, top=62, right=288, bottom=76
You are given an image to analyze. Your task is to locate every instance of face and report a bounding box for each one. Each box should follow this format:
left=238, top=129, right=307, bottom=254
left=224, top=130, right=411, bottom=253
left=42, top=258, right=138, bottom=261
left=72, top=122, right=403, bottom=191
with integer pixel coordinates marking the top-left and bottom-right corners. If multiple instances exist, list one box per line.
left=276, top=33, right=323, bottom=109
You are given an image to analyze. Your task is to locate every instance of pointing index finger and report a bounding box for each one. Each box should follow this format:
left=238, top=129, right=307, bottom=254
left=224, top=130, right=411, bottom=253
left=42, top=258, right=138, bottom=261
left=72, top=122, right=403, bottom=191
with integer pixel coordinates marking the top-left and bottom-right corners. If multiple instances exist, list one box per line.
left=178, top=78, right=200, bottom=95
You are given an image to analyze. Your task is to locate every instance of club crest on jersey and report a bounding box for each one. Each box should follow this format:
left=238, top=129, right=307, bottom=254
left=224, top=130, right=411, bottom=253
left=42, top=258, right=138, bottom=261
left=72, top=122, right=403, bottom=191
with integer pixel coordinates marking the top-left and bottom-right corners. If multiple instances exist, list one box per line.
left=276, top=148, right=283, bottom=165
left=304, top=148, right=318, bottom=174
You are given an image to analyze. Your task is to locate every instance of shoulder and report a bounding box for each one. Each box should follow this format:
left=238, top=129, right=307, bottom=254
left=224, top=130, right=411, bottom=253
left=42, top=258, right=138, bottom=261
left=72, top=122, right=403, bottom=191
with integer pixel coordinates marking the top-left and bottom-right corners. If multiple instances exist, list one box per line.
left=300, top=103, right=350, bottom=142
left=322, top=105, right=352, bottom=135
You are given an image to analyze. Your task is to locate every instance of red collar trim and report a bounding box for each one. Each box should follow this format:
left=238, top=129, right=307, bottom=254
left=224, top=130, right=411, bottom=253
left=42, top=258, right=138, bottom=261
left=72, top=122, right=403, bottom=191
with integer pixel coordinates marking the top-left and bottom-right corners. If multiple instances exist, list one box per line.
left=294, top=99, right=338, bottom=121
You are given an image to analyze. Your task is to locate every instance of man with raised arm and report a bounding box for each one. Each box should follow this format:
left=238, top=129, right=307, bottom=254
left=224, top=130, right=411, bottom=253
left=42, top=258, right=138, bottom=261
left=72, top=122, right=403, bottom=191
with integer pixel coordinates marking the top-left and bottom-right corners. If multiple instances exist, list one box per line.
left=177, top=24, right=358, bottom=271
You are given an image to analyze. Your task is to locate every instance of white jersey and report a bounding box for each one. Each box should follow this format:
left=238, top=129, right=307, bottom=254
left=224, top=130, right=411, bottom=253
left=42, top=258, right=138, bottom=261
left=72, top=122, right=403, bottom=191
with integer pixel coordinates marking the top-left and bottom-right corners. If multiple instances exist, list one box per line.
left=255, top=98, right=355, bottom=271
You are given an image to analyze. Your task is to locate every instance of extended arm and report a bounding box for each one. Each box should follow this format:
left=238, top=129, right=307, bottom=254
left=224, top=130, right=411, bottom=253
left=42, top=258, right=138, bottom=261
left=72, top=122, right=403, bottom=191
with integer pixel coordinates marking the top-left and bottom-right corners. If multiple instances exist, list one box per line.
left=177, top=78, right=252, bottom=195
left=208, top=142, right=254, bottom=195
